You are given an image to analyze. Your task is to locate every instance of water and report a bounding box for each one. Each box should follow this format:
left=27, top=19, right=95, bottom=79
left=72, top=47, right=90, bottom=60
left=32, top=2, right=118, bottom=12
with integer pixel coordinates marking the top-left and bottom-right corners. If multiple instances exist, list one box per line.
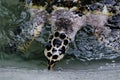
left=0, top=0, right=120, bottom=70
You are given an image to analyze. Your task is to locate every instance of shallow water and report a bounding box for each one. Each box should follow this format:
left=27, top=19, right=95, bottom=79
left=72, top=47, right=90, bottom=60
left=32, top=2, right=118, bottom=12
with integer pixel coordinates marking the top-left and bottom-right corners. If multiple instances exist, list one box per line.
left=0, top=0, right=120, bottom=70
left=0, top=67, right=120, bottom=80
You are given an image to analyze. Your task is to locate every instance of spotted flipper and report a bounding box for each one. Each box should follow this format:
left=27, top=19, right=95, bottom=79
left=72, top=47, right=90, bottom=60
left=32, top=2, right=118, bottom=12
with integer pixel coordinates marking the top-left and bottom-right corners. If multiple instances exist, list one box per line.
left=44, top=31, right=71, bottom=70
left=44, top=5, right=85, bottom=70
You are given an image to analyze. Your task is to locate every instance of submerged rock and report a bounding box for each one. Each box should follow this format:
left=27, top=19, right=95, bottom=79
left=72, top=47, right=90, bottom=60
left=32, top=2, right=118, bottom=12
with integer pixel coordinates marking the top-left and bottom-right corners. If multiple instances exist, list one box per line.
left=101, top=0, right=116, bottom=5
left=68, top=25, right=119, bottom=60
left=107, top=14, right=120, bottom=29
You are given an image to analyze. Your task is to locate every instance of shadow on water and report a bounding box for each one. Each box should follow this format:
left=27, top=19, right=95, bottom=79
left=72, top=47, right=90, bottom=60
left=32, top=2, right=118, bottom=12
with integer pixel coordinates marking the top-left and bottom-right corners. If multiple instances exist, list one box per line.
left=0, top=0, right=120, bottom=70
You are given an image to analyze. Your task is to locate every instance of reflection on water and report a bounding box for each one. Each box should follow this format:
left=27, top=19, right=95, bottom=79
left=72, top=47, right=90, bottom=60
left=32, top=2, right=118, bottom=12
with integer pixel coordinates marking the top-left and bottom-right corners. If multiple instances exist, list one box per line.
left=0, top=0, right=120, bottom=69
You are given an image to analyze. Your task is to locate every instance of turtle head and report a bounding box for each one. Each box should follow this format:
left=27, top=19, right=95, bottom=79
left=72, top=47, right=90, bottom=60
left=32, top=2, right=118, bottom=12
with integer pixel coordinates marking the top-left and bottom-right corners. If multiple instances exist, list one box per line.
left=44, top=31, right=70, bottom=70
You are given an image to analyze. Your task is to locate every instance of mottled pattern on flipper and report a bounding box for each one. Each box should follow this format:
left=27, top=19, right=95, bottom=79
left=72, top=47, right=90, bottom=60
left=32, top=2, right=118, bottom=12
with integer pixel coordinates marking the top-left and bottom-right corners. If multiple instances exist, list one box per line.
left=45, top=31, right=71, bottom=60
left=44, top=31, right=71, bottom=70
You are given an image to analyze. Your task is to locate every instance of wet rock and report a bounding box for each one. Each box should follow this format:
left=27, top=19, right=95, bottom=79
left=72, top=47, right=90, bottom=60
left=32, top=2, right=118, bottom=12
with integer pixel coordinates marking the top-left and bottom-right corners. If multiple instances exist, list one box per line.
left=67, top=26, right=119, bottom=61
left=107, top=14, right=120, bottom=29
left=101, top=0, right=116, bottom=5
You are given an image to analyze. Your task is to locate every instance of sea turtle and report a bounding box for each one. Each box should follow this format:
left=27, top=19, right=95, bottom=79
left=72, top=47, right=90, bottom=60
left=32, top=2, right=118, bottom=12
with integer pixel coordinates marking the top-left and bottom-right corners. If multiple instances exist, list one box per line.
left=44, top=5, right=85, bottom=70
left=44, top=0, right=120, bottom=70
left=14, top=0, right=120, bottom=70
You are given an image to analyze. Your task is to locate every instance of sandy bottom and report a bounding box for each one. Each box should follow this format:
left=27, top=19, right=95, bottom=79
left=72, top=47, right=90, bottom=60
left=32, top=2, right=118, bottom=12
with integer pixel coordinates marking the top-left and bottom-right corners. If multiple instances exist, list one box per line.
left=0, top=56, right=120, bottom=80
left=0, top=67, right=120, bottom=80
